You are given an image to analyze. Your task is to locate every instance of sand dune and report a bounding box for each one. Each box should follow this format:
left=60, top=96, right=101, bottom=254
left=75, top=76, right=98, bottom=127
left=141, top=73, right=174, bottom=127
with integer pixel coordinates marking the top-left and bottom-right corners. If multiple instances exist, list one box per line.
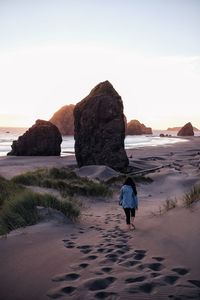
left=0, top=137, right=200, bottom=299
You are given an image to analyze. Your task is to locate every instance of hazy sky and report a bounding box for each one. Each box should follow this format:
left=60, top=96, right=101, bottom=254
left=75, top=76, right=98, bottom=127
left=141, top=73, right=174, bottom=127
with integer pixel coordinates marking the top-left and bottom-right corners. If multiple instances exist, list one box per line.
left=0, top=0, right=200, bottom=129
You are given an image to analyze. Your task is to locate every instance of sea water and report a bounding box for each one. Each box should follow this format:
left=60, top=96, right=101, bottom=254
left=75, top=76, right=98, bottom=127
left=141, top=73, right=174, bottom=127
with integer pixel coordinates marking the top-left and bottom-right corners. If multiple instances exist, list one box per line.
left=0, top=127, right=196, bottom=157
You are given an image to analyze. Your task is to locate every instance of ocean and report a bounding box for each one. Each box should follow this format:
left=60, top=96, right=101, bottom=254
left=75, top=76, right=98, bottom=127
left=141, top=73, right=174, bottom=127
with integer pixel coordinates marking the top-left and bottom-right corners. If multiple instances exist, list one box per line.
left=0, top=127, right=197, bottom=157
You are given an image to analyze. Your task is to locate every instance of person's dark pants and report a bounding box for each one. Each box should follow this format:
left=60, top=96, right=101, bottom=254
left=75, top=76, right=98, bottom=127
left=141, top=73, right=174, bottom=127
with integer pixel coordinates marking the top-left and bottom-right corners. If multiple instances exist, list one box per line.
left=123, top=208, right=135, bottom=224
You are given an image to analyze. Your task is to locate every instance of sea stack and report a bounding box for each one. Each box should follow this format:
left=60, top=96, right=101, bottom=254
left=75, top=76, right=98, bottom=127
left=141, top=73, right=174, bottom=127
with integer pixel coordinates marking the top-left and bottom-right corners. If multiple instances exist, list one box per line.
left=74, top=80, right=129, bottom=171
left=126, top=119, right=152, bottom=135
left=8, top=120, right=62, bottom=156
left=50, top=104, right=75, bottom=135
left=177, top=122, right=194, bottom=136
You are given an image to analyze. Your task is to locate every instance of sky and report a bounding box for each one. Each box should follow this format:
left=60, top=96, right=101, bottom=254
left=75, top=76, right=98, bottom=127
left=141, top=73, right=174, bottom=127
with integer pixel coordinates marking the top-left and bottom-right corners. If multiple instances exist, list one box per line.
left=0, top=0, right=200, bottom=129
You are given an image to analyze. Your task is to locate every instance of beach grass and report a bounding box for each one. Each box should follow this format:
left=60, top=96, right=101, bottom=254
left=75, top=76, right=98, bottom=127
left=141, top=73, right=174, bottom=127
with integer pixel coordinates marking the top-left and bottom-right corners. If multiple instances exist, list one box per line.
left=0, top=176, right=24, bottom=207
left=0, top=168, right=112, bottom=235
left=163, top=198, right=177, bottom=212
left=183, top=185, right=200, bottom=207
left=0, top=189, right=80, bottom=235
left=156, top=185, right=200, bottom=215
left=11, top=168, right=112, bottom=198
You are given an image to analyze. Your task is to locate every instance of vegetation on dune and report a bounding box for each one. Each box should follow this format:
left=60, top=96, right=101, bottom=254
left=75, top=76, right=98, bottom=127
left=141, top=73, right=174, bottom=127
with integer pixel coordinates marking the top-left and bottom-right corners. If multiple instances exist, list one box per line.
left=0, top=167, right=113, bottom=235
left=0, top=189, right=80, bottom=235
left=12, top=168, right=112, bottom=198
left=183, top=185, right=200, bottom=207
left=0, top=176, right=24, bottom=207
left=156, top=185, right=200, bottom=215
left=161, top=198, right=177, bottom=213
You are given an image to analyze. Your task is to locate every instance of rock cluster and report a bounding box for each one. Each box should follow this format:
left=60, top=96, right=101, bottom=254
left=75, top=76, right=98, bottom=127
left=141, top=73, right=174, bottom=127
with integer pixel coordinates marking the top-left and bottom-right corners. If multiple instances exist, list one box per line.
left=49, top=104, right=75, bottom=135
left=126, top=120, right=152, bottom=135
left=177, top=122, right=194, bottom=136
left=8, top=120, right=62, bottom=156
left=160, top=133, right=172, bottom=137
left=74, top=81, right=129, bottom=171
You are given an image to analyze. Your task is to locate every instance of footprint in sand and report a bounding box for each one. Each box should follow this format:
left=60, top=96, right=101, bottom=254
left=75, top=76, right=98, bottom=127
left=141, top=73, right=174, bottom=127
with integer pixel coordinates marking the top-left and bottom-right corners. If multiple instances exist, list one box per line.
left=171, top=267, right=189, bottom=276
left=188, top=280, right=200, bottom=288
left=47, top=286, right=77, bottom=298
left=84, top=276, right=116, bottom=291
left=163, top=275, right=179, bottom=285
left=119, top=260, right=140, bottom=268
left=150, top=272, right=161, bottom=278
left=125, top=275, right=147, bottom=283
left=86, top=255, right=98, bottom=260
left=147, top=262, right=165, bottom=272
left=127, top=282, right=156, bottom=294
left=94, top=291, right=118, bottom=299
left=96, top=247, right=106, bottom=253
left=79, top=263, right=89, bottom=269
left=52, top=272, right=80, bottom=282
left=63, top=241, right=76, bottom=249
left=77, top=245, right=93, bottom=254
left=101, top=267, right=113, bottom=273
left=152, top=256, right=165, bottom=262
left=105, top=253, right=118, bottom=262
left=134, top=249, right=147, bottom=260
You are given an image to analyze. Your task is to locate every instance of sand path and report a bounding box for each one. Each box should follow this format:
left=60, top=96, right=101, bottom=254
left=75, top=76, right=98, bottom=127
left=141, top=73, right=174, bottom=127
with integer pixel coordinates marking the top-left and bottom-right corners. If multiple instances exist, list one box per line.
left=0, top=193, right=200, bottom=300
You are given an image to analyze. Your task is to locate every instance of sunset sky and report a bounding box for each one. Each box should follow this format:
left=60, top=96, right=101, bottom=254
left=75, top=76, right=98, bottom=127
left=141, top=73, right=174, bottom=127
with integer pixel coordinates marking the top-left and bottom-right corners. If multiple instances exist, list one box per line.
left=0, top=0, right=199, bottom=129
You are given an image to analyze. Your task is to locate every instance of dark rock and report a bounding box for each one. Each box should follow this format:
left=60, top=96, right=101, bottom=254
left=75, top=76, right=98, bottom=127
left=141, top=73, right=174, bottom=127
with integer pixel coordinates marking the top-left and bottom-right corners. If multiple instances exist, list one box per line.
left=168, top=126, right=199, bottom=131
left=126, top=120, right=152, bottom=135
left=160, top=133, right=172, bottom=137
left=8, top=119, right=62, bottom=156
left=177, top=122, right=194, bottom=136
left=49, top=104, right=75, bottom=135
left=74, top=80, right=128, bottom=171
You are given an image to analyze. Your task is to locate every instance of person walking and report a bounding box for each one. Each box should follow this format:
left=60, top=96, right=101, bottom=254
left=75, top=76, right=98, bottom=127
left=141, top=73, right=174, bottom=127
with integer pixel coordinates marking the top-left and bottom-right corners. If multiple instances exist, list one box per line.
left=119, top=177, right=138, bottom=230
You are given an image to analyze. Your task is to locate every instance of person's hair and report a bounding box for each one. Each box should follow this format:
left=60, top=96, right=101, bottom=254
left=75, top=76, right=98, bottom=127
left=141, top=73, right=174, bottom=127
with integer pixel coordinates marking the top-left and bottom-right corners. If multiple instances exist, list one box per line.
left=124, top=177, right=137, bottom=195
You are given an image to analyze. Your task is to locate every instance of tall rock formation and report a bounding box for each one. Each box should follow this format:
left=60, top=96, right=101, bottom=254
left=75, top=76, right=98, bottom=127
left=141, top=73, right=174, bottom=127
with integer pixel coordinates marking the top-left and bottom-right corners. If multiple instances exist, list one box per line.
left=126, top=120, right=152, bottom=135
left=167, top=126, right=199, bottom=131
left=177, top=122, right=194, bottom=136
left=74, top=81, right=129, bottom=171
left=50, top=104, right=75, bottom=135
left=8, top=120, right=62, bottom=156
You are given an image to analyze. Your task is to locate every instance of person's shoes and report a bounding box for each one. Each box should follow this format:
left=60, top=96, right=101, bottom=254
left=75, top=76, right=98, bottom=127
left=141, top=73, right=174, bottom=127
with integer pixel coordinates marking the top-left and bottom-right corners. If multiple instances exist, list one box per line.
left=131, top=223, right=135, bottom=230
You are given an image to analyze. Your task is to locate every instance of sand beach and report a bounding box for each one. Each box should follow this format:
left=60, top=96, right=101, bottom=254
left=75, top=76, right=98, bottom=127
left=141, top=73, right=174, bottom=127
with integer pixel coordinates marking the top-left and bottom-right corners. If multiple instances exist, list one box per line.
left=0, top=137, right=200, bottom=300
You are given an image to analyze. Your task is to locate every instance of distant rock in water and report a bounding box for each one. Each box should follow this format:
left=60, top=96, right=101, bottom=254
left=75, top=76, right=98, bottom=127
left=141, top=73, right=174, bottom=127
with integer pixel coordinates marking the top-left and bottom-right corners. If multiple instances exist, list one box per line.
left=49, top=104, right=75, bottom=135
left=177, top=122, right=194, bottom=136
left=74, top=80, right=129, bottom=171
left=168, top=126, right=199, bottom=131
left=126, top=119, right=152, bottom=135
left=8, top=120, right=62, bottom=156
left=160, top=133, right=172, bottom=137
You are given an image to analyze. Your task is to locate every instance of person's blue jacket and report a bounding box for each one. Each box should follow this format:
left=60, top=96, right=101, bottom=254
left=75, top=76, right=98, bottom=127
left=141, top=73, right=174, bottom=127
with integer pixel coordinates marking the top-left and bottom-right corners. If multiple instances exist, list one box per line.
left=119, top=185, right=138, bottom=209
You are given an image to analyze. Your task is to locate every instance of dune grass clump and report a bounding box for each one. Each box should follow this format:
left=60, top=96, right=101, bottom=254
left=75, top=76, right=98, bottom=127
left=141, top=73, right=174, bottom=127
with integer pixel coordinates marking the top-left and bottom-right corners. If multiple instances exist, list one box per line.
left=0, top=176, right=24, bottom=207
left=163, top=198, right=177, bottom=212
left=0, top=190, right=80, bottom=235
left=12, top=168, right=112, bottom=198
left=183, top=185, right=200, bottom=207
left=11, top=168, right=78, bottom=185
